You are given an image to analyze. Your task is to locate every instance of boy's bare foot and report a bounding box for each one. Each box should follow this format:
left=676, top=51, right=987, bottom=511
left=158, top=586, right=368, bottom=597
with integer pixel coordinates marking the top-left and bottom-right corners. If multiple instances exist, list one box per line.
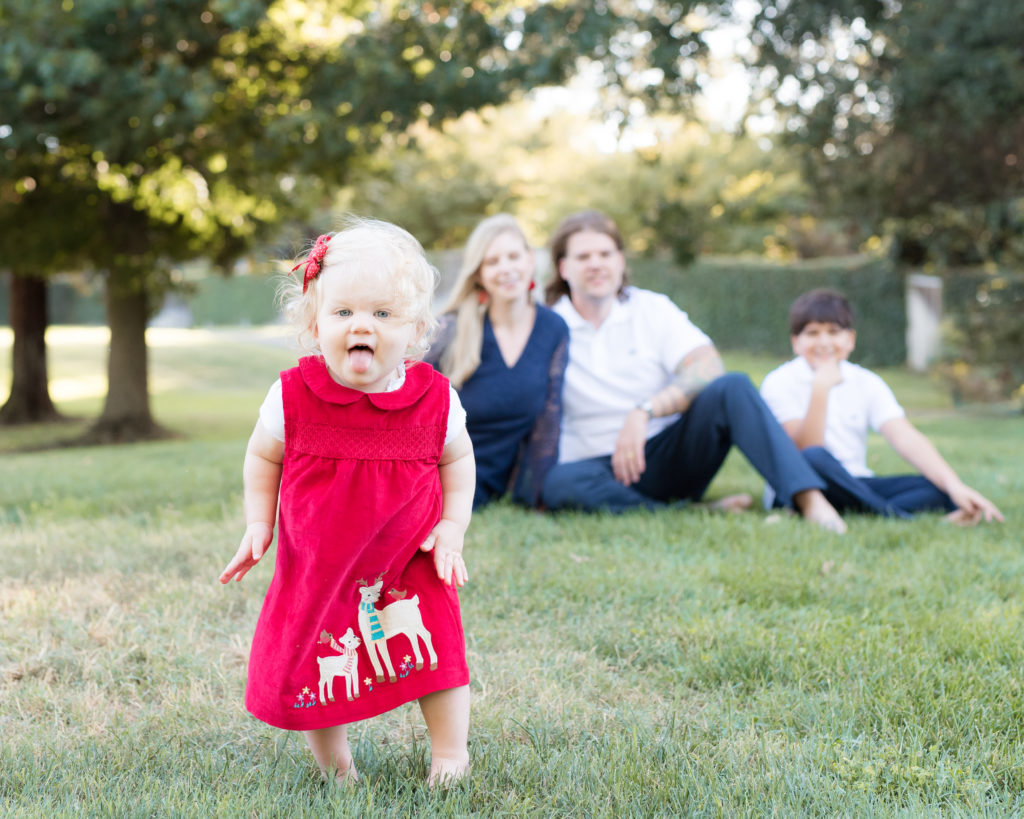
left=793, top=489, right=847, bottom=534
left=428, top=755, right=469, bottom=789
left=707, top=493, right=754, bottom=513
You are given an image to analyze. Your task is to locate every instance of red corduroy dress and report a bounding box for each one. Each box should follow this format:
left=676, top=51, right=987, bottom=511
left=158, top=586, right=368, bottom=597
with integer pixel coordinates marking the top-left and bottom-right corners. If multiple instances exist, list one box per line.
left=244, top=356, right=469, bottom=731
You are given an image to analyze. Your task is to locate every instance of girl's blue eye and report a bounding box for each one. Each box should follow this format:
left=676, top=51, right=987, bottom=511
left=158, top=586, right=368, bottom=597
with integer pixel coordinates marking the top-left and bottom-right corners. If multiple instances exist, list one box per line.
left=375, top=310, right=391, bottom=319
left=336, top=308, right=351, bottom=317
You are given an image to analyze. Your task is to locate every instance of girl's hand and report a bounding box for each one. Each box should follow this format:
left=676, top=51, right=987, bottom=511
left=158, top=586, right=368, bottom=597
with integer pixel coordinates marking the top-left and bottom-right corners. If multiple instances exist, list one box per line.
left=219, top=522, right=274, bottom=584
left=420, top=519, right=469, bottom=587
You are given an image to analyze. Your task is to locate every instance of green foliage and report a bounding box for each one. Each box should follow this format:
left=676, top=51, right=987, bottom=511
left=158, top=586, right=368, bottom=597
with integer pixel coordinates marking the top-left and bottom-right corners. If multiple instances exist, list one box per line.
left=1, top=330, right=1022, bottom=814
left=336, top=120, right=516, bottom=248
left=630, top=254, right=907, bottom=367
left=0, top=0, right=718, bottom=274
left=645, top=129, right=838, bottom=263
left=744, top=0, right=1024, bottom=268
left=0, top=0, right=722, bottom=432
left=333, top=104, right=834, bottom=261
left=940, top=271, right=1024, bottom=405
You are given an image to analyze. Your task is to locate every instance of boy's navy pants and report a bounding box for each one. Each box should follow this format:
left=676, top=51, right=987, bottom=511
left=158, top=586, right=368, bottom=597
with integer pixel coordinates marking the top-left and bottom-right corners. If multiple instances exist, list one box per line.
left=542, top=372, right=825, bottom=513
left=798, top=446, right=955, bottom=518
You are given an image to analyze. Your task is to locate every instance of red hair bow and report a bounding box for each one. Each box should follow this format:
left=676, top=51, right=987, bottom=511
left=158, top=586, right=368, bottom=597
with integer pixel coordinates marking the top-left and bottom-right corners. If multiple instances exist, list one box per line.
left=293, top=234, right=332, bottom=293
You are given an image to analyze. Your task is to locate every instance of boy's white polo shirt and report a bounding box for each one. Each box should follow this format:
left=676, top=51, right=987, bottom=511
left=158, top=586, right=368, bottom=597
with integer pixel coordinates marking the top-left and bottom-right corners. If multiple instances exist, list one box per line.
left=552, top=287, right=711, bottom=463
left=760, top=356, right=904, bottom=477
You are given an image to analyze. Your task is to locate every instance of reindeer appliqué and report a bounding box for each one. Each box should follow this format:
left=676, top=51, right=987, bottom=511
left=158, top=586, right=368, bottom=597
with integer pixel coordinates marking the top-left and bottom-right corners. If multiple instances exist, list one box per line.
left=357, top=575, right=437, bottom=683
left=316, top=627, right=361, bottom=704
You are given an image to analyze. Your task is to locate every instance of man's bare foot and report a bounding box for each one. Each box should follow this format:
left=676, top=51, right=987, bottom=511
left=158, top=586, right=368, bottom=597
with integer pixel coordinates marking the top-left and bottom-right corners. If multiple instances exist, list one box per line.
left=794, top=489, right=847, bottom=534
left=707, top=493, right=754, bottom=513
left=428, top=755, right=469, bottom=788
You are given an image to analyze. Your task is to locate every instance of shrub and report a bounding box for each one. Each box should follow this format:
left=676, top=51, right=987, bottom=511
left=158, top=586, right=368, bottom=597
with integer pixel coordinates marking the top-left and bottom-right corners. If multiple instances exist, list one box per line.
left=940, top=270, right=1024, bottom=406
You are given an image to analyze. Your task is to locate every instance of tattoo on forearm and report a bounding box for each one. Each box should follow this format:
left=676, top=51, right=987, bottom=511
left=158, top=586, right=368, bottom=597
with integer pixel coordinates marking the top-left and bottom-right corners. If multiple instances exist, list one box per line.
left=664, top=351, right=725, bottom=413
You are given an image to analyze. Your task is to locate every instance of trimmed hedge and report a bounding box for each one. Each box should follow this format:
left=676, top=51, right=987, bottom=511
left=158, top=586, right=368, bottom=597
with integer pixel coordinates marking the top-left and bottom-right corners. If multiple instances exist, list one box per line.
left=189, top=274, right=282, bottom=326
left=628, top=254, right=907, bottom=367
left=1, top=256, right=907, bottom=366
left=0, top=275, right=107, bottom=326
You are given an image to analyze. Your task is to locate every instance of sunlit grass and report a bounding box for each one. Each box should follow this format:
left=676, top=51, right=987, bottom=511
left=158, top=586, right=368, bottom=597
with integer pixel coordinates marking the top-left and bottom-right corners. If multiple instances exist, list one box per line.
left=0, top=327, right=299, bottom=449
left=0, top=327, right=1021, bottom=815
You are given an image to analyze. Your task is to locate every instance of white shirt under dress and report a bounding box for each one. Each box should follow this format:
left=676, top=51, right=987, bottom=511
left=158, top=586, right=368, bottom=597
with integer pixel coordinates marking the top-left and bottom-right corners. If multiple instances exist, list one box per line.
left=759, top=356, right=905, bottom=478
left=259, top=362, right=467, bottom=444
left=551, top=287, right=712, bottom=463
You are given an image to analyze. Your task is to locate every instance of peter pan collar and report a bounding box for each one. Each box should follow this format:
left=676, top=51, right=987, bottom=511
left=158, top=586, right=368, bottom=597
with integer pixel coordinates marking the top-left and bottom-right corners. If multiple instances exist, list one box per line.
left=298, top=356, right=434, bottom=409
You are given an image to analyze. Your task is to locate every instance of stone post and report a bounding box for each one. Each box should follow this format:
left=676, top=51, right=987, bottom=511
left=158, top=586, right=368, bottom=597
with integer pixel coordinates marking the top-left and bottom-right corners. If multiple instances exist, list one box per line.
left=905, top=273, right=943, bottom=371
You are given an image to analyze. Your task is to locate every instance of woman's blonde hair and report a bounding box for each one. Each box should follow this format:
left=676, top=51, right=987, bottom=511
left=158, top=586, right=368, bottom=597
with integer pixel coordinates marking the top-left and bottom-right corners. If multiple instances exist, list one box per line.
left=438, top=214, right=533, bottom=388
left=279, top=216, right=440, bottom=360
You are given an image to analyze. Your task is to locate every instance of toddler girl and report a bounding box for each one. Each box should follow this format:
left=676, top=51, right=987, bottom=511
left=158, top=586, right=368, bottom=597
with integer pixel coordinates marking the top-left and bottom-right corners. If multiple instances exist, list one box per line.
left=219, top=218, right=474, bottom=786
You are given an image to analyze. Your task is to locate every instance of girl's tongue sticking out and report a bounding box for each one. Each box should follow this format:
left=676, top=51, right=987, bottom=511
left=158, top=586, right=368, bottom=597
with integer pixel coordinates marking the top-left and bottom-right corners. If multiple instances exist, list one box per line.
left=349, top=345, right=374, bottom=373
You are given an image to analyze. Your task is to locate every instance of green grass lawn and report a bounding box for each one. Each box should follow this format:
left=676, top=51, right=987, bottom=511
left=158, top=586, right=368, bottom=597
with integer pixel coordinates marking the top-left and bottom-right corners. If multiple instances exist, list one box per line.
left=1, top=327, right=1021, bottom=816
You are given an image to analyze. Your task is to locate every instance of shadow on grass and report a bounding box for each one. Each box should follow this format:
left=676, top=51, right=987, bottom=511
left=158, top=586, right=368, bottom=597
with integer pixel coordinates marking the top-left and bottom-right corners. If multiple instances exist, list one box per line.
left=0, top=415, right=180, bottom=454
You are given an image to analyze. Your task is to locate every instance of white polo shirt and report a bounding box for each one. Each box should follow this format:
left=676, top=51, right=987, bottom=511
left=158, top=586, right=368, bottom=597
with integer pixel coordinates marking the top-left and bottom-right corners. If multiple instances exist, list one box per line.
left=760, top=356, right=904, bottom=477
left=552, top=287, right=712, bottom=462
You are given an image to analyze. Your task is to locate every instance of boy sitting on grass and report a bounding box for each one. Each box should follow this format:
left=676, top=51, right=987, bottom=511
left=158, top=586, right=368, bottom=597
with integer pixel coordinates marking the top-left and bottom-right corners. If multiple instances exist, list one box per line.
left=759, top=288, right=1003, bottom=524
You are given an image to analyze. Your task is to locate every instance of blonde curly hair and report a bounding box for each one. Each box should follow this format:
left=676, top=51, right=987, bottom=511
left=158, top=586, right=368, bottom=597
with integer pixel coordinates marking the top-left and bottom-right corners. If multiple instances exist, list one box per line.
left=279, top=216, right=440, bottom=360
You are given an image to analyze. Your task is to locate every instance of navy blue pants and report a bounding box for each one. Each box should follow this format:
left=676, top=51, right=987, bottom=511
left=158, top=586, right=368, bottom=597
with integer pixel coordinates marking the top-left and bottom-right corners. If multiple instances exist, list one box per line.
left=798, top=446, right=955, bottom=519
left=542, top=373, right=825, bottom=514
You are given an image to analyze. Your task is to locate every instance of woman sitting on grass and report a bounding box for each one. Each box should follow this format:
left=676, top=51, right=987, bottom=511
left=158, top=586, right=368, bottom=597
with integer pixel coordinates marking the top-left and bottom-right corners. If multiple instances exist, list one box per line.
left=427, top=214, right=569, bottom=509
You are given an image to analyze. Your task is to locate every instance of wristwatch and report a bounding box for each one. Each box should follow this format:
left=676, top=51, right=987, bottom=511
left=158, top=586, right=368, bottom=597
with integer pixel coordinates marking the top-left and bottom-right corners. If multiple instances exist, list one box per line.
left=637, top=399, right=655, bottom=420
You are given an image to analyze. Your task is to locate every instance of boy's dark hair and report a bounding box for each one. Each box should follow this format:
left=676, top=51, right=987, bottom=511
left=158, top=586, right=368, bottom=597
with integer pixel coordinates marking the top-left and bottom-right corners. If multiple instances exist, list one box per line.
left=789, top=288, right=855, bottom=335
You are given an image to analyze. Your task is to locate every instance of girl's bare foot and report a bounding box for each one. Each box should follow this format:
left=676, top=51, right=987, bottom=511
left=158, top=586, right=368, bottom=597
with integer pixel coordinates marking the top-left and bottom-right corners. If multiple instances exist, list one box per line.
left=304, top=726, right=357, bottom=786
left=323, top=758, right=358, bottom=786
left=428, top=755, right=469, bottom=788
left=794, top=489, right=847, bottom=534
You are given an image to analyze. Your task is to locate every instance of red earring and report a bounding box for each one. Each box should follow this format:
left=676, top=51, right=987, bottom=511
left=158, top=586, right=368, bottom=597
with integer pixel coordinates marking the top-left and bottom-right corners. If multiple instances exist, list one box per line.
left=528, top=280, right=536, bottom=291
left=477, top=290, right=488, bottom=305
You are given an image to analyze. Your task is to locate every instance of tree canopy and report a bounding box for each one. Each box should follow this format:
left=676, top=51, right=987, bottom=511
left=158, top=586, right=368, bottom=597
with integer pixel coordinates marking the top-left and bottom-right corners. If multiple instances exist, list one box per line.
left=0, top=0, right=719, bottom=437
left=742, top=0, right=1024, bottom=266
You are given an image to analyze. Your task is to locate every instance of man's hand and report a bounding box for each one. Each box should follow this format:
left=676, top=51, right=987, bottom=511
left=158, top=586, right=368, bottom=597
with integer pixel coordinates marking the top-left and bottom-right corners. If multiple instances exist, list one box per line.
left=612, top=408, right=649, bottom=485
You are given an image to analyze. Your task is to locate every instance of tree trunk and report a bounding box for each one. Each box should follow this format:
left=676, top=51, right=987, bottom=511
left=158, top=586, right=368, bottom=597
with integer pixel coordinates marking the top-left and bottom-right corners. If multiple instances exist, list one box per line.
left=86, top=267, right=168, bottom=443
left=0, top=273, right=63, bottom=425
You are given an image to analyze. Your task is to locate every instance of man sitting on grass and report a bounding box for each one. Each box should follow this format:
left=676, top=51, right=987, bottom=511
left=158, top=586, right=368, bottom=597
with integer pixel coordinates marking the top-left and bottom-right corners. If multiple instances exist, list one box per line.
left=540, top=210, right=846, bottom=533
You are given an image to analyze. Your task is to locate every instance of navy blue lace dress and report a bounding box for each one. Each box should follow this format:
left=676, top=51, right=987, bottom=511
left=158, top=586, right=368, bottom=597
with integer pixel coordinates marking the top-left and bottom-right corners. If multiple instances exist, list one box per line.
left=427, top=306, right=568, bottom=508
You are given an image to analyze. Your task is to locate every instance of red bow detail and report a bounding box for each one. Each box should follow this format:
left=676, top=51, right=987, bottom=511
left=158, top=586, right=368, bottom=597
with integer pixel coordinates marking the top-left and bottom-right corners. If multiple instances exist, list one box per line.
left=293, top=234, right=332, bottom=293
